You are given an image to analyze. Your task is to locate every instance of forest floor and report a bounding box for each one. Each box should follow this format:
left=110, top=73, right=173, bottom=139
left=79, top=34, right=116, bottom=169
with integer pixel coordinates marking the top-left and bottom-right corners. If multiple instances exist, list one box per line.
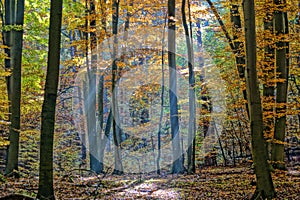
left=0, top=165, right=299, bottom=199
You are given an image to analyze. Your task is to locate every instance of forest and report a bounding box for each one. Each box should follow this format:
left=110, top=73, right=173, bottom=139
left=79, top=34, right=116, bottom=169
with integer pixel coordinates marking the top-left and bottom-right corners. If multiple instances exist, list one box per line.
left=0, top=0, right=299, bottom=199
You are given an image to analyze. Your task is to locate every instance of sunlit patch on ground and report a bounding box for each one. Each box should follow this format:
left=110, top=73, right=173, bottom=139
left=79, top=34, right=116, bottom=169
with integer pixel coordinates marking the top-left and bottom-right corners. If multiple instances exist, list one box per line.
left=117, top=182, right=180, bottom=199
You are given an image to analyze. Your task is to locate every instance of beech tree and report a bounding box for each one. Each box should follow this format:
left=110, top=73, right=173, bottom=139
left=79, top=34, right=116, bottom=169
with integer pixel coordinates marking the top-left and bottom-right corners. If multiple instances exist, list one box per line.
left=111, top=0, right=123, bottom=175
left=243, top=0, right=275, bottom=198
left=182, top=0, right=196, bottom=174
left=37, top=0, right=63, bottom=198
left=271, top=0, right=289, bottom=169
left=229, top=0, right=248, bottom=117
left=206, top=0, right=249, bottom=117
left=168, top=0, right=184, bottom=174
left=262, top=0, right=275, bottom=160
left=4, top=0, right=25, bottom=176
left=84, top=0, right=101, bottom=174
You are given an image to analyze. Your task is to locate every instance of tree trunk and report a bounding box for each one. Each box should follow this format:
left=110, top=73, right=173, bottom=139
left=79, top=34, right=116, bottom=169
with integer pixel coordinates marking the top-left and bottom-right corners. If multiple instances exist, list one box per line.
left=77, top=86, right=87, bottom=165
left=98, top=75, right=104, bottom=173
left=243, top=0, right=275, bottom=199
left=168, top=0, right=184, bottom=174
left=112, top=0, right=123, bottom=175
left=156, top=14, right=168, bottom=175
left=87, top=0, right=101, bottom=174
left=98, top=76, right=113, bottom=173
left=229, top=0, right=249, bottom=117
left=37, top=0, right=63, bottom=199
left=96, top=0, right=109, bottom=173
left=207, top=0, right=249, bottom=117
left=4, top=0, right=24, bottom=176
left=271, top=0, right=289, bottom=170
left=182, top=0, right=196, bottom=174
left=262, top=0, right=275, bottom=161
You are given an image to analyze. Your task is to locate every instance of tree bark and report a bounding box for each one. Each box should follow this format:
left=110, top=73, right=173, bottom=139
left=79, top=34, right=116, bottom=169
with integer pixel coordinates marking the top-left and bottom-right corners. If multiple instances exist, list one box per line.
left=4, top=0, right=24, bottom=176
left=86, top=0, right=101, bottom=174
left=37, top=0, right=63, bottom=199
left=243, top=0, right=275, bottom=199
left=96, top=0, right=109, bottom=173
left=182, top=0, right=196, bottom=174
left=271, top=0, right=289, bottom=170
left=229, top=0, right=249, bottom=117
left=207, top=0, right=249, bottom=117
left=156, top=13, right=168, bottom=175
left=112, top=0, right=123, bottom=175
left=168, top=0, right=184, bottom=174
left=262, top=0, right=275, bottom=161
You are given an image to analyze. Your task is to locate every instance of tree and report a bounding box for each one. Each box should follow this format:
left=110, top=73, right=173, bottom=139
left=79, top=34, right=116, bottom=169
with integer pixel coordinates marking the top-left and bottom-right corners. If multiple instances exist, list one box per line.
left=85, top=0, right=101, bottom=174
left=262, top=0, right=275, bottom=160
left=271, top=0, right=289, bottom=170
left=37, top=0, right=63, bottom=198
left=4, top=0, right=25, bottom=176
left=111, top=0, right=123, bottom=175
left=182, top=0, right=196, bottom=174
left=168, top=0, right=184, bottom=174
left=229, top=0, right=248, bottom=117
left=206, top=0, right=249, bottom=117
left=97, top=0, right=108, bottom=174
left=243, top=0, right=275, bottom=199
left=156, top=12, right=168, bottom=175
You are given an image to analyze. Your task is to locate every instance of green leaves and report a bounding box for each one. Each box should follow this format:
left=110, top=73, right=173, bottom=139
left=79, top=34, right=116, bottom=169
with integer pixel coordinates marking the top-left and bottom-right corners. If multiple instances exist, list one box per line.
left=2, top=25, right=24, bottom=31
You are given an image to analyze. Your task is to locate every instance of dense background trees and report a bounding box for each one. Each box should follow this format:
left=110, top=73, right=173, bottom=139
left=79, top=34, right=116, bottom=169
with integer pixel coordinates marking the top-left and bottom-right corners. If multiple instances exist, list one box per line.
left=0, top=0, right=299, bottom=199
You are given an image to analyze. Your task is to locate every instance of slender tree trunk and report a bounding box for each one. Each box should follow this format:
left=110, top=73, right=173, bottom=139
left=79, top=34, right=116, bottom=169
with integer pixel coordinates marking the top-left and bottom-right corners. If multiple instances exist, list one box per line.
left=188, top=3, right=196, bottom=173
left=243, top=0, right=275, bottom=199
left=182, top=0, right=196, bottom=174
left=98, top=75, right=104, bottom=172
left=37, top=0, right=63, bottom=199
left=98, top=108, right=112, bottom=172
left=112, top=0, right=123, bottom=175
left=157, top=14, right=167, bottom=175
left=214, top=122, right=227, bottom=166
left=87, top=0, right=101, bottom=174
left=97, top=0, right=108, bottom=173
left=168, top=0, right=184, bottom=174
left=262, top=0, right=275, bottom=161
left=271, top=0, right=289, bottom=170
left=4, top=0, right=24, bottom=176
left=98, top=76, right=113, bottom=173
left=100, top=0, right=107, bottom=33
left=77, top=86, right=87, bottom=165
left=207, top=0, right=249, bottom=117
left=229, top=0, right=249, bottom=117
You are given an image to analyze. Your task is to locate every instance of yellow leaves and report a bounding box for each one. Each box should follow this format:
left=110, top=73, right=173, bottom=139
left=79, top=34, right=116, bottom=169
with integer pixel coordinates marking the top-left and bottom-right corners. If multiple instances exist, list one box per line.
left=190, top=4, right=209, bottom=19
left=0, top=140, right=9, bottom=147
left=275, top=103, right=287, bottom=110
left=0, top=44, right=9, bottom=50
left=267, top=139, right=287, bottom=145
left=0, top=71, right=11, bottom=77
left=62, top=56, right=85, bottom=69
left=116, top=61, right=127, bottom=69
left=20, top=129, right=40, bottom=136
left=0, top=119, right=10, bottom=126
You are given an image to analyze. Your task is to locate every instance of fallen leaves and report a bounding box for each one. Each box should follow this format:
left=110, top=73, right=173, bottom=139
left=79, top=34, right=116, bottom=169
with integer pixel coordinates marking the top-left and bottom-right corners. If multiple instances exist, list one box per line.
left=0, top=166, right=299, bottom=199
